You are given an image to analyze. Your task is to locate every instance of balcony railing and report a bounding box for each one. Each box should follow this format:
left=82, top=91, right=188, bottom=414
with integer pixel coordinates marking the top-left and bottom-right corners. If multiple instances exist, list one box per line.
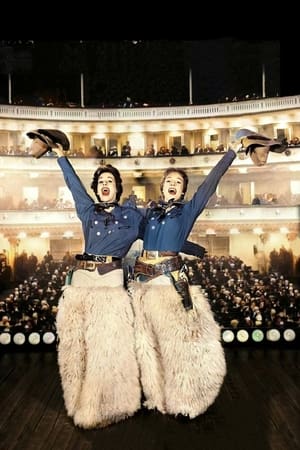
left=0, top=148, right=299, bottom=173
left=1, top=95, right=300, bottom=122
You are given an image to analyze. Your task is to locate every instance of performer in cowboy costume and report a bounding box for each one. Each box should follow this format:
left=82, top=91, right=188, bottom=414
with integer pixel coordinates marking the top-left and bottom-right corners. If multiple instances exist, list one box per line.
left=26, top=129, right=208, bottom=429
left=27, top=129, right=145, bottom=429
left=130, top=129, right=286, bottom=420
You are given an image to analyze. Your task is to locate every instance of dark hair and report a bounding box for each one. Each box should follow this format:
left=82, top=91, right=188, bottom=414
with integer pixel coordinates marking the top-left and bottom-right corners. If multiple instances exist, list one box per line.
left=160, top=167, right=188, bottom=200
left=91, top=164, right=123, bottom=202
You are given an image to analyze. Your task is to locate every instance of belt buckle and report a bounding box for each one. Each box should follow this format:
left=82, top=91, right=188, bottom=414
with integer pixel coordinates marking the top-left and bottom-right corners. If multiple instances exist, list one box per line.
left=145, top=250, right=158, bottom=259
left=86, top=261, right=96, bottom=270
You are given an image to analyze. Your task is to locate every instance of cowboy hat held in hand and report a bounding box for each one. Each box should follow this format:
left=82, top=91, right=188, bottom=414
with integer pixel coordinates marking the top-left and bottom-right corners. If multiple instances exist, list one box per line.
left=26, top=129, right=70, bottom=159
left=235, top=129, right=287, bottom=166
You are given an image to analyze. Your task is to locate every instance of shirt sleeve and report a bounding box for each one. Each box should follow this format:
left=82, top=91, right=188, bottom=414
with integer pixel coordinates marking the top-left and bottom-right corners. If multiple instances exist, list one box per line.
left=189, top=149, right=237, bottom=215
left=57, top=156, right=95, bottom=219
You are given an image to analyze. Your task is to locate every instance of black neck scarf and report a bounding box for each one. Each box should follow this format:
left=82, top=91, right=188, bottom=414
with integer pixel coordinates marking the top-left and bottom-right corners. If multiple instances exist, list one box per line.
left=94, top=202, right=118, bottom=226
left=94, top=201, right=118, bottom=212
left=150, top=198, right=184, bottom=222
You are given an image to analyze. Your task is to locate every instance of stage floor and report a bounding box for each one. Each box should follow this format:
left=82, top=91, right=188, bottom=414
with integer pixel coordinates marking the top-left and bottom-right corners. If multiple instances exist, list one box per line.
left=0, top=348, right=299, bottom=450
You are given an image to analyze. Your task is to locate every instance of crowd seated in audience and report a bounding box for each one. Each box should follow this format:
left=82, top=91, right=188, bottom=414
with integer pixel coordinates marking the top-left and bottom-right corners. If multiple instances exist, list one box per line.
left=0, top=187, right=298, bottom=211
left=121, top=141, right=131, bottom=157
left=144, top=144, right=156, bottom=157
left=0, top=253, right=299, bottom=337
left=0, top=136, right=298, bottom=159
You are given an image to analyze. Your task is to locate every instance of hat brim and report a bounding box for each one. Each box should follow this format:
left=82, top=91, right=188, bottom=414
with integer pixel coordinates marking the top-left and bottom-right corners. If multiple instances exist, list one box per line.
left=26, top=131, right=58, bottom=149
left=36, top=129, right=70, bottom=150
left=236, top=129, right=287, bottom=154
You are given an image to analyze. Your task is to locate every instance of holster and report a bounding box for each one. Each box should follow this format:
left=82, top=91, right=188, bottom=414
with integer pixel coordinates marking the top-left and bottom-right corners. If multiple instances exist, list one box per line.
left=174, top=278, right=193, bottom=311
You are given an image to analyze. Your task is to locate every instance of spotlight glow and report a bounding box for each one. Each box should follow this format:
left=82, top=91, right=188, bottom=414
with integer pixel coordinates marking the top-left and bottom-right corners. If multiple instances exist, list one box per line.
left=266, top=329, right=281, bottom=342
left=42, top=332, right=56, bottom=344
left=13, top=332, right=26, bottom=345
left=283, top=328, right=296, bottom=342
left=222, top=329, right=235, bottom=343
left=252, top=329, right=264, bottom=342
left=28, top=332, right=41, bottom=345
left=236, top=329, right=249, bottom=343
left=0, top=332, right=11, bottom=345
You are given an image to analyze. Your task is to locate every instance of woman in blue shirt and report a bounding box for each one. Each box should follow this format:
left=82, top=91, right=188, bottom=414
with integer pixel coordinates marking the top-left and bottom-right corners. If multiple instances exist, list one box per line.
left=27, top=129, right=144, bottom=429
left=55, top=154, right=146, bottom=429
left=131, top=149, right=237, bottom=420
left=131, top=130, right=285, bottom=418
left=55, top=151, right=145, bottom=429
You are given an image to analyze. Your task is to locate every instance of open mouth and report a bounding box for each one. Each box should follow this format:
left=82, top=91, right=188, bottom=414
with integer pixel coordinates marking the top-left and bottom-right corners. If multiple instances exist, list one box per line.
left=168, top=188, right=177, bottom=195
left=101, top=187, right=110, bottom=196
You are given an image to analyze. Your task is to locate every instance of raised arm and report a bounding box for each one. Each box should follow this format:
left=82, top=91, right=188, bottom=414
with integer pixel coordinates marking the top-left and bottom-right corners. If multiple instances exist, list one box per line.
left=56, top=145, right=95, bottom=218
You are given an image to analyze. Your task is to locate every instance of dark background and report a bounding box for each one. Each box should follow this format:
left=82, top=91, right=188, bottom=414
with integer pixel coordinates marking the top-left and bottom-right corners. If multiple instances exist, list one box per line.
left=0, top=39, right=291, bottom=107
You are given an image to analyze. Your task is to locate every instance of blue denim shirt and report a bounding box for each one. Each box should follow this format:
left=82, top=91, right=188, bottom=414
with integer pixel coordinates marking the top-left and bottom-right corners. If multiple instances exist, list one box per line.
left=57, top=157, right=144, bottom=257
left=142, top=150, right=236, bottom=252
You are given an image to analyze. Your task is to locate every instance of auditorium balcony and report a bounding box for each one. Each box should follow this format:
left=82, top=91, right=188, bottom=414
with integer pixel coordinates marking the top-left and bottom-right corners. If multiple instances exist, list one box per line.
left=0, top=95, right=299, bottom=274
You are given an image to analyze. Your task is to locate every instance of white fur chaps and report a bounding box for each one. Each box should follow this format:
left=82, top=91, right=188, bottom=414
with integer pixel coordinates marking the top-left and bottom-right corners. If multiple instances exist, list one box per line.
left=131, top=281, right=226, bottom=419
left=56, top=269, right=141, bottom=429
